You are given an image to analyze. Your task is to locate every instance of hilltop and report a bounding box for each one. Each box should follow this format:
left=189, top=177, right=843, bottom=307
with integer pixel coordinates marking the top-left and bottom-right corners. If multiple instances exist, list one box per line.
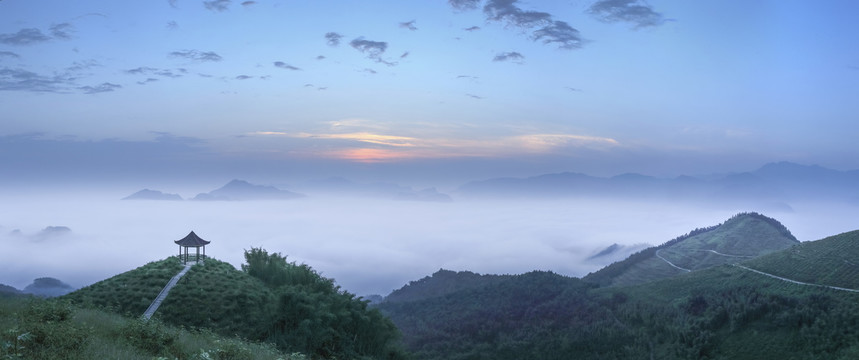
left=64, top=250, right=407, bottom=359
left=582, top=212, right=798, bottom=287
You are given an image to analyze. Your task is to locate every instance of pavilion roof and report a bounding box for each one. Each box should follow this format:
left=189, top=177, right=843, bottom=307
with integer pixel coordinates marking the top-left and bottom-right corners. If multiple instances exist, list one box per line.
left=175, top=231, right=210, bottom=247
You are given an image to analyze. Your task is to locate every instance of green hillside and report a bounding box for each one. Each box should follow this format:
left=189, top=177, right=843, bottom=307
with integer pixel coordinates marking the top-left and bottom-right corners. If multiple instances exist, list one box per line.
left=379, top=235, right=859, bottom=360
left=583, top=212, right=799, bottom=287
left=0, top=296, right=297, bottom=359
left=384, top=269, right=511, bottom=303
left=64, top=249, right=407, bottom=359
left=743, top=229, right=859, bottom=290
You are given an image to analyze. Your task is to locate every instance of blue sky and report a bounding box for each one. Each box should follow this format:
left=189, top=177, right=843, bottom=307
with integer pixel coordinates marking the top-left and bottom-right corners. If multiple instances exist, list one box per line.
left=2, top=0, right=859, bottom=185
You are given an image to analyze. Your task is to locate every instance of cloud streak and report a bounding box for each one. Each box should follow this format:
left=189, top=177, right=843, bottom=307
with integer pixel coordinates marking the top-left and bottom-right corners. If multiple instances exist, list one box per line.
left=399, top=20, right=418, bottom=31
left=493, top=51, right=524, bottom=63
left=78, top=82, right=122, bottom=94
left=0, top=28, right=52, bottom=45
left=249, top=127, right=620, bottom=162
left=49, top=23, right=74, bottom=39
left=274, top=61, right=301, bottom=70
left=203, top=0, right=231, bottom=12
left=169, top=49, right=223, bottom=62
left=589, top=0, right=666, bottom=29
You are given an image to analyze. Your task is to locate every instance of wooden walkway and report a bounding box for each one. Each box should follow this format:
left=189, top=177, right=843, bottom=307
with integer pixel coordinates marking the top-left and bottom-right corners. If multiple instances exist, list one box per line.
left=142, top=262, right=195, bottom=320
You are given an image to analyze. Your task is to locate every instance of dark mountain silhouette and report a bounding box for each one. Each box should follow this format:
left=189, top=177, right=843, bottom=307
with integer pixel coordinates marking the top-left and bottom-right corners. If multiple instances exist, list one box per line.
left=22, top=277, right=75, bottom=297
left=0, top=283, right=22, bottom=297
left=192, top=179, right=304, bottom=201
left=122, top=189, right=183, bottom=201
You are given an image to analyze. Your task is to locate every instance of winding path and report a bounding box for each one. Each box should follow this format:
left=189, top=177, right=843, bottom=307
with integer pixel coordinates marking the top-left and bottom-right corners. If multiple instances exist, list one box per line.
left=733, top=264, right=859, bottom=293
left=142, top=262, right=195, bottom=320
left=654, top=249, right=691, bottom=272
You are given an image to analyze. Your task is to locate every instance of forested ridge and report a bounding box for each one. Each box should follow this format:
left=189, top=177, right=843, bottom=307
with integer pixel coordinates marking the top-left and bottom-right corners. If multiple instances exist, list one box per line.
left=378, top=215, right=859, bottom=359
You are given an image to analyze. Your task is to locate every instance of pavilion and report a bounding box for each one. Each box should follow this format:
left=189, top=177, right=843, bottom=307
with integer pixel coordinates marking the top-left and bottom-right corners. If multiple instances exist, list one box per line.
left=175, top=231, right=210, bottom=264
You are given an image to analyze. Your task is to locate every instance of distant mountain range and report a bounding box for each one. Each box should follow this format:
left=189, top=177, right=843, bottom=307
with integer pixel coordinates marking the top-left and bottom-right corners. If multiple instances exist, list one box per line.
left=122, top=178, right=453, bottom=202
left=456, top=161, right=859, bottom=206
left=191, top=179, right=304, bottom=201
left=123, top=189, right=183, bottom=201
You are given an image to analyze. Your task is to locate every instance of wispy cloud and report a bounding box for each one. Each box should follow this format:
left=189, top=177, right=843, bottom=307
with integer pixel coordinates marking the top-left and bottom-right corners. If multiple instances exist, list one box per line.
left=533, top=21, right=582, bottom=49
left=125, top=67, right=186, bottom=78
left=0, top=51, right=20, bottom=59
left=166, top=21, right=179, bottom=30
left=235, top=75, right=253, bottom=80
left=399, top=20, right=418, bottom=31
left=466, top=93, right=483, bottom=99
left=325, top=32, right=344, bottom=46
left=400, top=51, right=410, bottom=59
left=248, top=124, right=620, bottom=162
left=589, top=0, right=666, bottom=29
left=350, top=37, right=394, bottom=64
left=464, top=26, right=481, bottom=32
left=169, top=49, right=223, bottom=62
left=78, top=82, right=122, bottom=94
left=203, top=0, right=230, bottom=11
left=0, top=67, right=70, bottom=92
left=493, top=51, right=524, bottom=63
left=241, top=1, right=256, bottom=7
left=316, top=55, right=326, bottom=60
left=168, top=0, right=179, bottom=8
left=136, top=78, right=159, bottom=85
left=274, top=61, right=301, bottom=70
left=0, top=28, right=52, bottom=45
left=448, top=0, right=584, bottom=50
left=484, top=0, right=551, bottom=28
left=449, top=0, right=481, bottom=11
left=49, top=23, right=74, bottom=39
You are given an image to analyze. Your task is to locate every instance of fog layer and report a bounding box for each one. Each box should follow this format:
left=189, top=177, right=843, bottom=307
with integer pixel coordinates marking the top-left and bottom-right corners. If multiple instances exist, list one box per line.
left=1, top=190, right=856, bottom=296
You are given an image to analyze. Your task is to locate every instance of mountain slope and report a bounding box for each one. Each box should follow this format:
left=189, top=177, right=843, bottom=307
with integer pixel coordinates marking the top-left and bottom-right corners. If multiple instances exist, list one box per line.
left=379, top=225, right=859, bottom=360
left=583, top=212, right=798, bottom=287
left=743, top=229, right=859, bottom=290
left=384, top=269, right=510, bottom=303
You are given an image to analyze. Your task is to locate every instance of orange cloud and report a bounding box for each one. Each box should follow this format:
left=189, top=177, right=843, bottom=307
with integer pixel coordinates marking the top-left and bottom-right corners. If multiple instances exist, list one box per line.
left=249, top=129, right=620, bottom=162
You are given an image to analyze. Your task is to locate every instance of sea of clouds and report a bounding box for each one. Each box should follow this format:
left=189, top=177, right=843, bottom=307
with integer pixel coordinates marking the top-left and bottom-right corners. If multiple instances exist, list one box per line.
left=2, top=189, right=857, bottom=296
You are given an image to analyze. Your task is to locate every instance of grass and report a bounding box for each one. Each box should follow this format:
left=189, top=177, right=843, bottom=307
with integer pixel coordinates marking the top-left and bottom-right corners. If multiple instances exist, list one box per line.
left=0, top=295, right=304, bottom=359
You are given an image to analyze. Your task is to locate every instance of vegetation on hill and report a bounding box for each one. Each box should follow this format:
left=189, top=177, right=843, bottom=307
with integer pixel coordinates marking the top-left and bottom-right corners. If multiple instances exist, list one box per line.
left=0, top=296, right=298, bottom=359
left=379, top=263, right=859, bottom=359
left=64, top=249, right=407, bottom=359
left=378, top=214, right=859, bottom=359
left=744, top=230, right=859, bottom=290
left=583, top=212, right=798, bottom=287
left=384, top=269, right=510, bottom=303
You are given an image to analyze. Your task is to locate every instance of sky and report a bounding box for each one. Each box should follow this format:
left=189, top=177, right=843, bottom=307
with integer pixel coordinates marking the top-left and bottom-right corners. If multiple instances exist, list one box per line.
left=3, top=0, right=859, bottom=295
left=2, top=0, right=859, bottom=186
